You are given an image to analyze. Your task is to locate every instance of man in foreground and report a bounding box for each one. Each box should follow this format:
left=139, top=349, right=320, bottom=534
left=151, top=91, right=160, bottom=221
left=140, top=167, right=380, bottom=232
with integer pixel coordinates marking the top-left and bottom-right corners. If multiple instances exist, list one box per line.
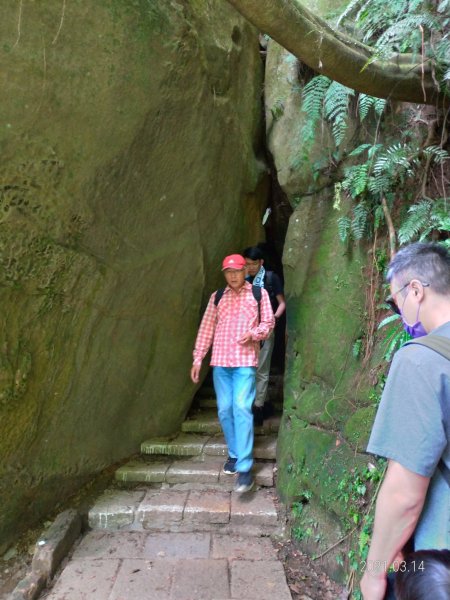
left=190, top=254, right=274, bottom=492
left=361, top=242, right=450, bottom=599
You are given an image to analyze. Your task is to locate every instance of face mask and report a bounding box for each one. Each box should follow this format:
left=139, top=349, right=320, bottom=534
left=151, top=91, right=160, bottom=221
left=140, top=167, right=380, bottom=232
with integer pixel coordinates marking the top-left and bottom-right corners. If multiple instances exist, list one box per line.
left=400, top=302, right=427, bottom=338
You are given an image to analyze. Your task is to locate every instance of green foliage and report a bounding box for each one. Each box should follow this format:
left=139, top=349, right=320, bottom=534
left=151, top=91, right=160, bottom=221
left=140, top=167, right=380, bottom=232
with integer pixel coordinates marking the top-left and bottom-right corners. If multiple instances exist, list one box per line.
left=324, top=0, right=450, bottom=250
left=324, top=81, right=355, bottom=146
left=338, top=0, right=450, bottom=86
left=398, top=198, right=450, bottom=246
left=301, top=76, right=369, bottom=152
left=301, top=75, right=332, bottom=145
left=339, top=460, right=386, bottom=599
left=335, top=141, right=449, bottom=244
left=377, top=311, right=411, bottom=361
left=358, top=96, right=386, bottom=121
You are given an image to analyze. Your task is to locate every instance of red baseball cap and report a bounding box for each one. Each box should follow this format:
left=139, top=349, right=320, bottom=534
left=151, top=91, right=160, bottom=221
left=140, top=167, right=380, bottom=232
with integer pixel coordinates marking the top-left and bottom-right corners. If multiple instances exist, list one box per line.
left=221, top=254, right=246, bottom=271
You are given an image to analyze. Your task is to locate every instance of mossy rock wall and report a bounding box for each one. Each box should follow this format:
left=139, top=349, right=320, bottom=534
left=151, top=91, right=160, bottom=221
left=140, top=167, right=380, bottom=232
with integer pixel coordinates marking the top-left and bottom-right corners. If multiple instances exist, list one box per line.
left=279, top=194, right=374, bottom=573
left=265, top=39, right=378, bottom=568
left=0, top=0, right=265, bottom=550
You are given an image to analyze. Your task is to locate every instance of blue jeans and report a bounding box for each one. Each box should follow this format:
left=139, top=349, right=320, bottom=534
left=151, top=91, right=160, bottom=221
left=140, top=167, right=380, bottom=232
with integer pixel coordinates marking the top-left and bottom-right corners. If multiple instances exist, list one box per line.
left=213, top=366, right=256, bottom=473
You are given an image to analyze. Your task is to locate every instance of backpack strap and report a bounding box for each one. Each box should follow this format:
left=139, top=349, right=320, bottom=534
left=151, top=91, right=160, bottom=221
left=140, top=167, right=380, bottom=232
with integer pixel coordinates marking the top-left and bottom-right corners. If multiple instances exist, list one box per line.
left=405, top=334, right=450, bottom=361
left=264, top=271, right=275, bottom=300
left=438, top=460, right=450, bottom=486
left=252, top=285, right=261, bottom=324
left=214, top=288, right=225, bottom=307
left=214, top=285, right=261, bottom=323
left=406, top=334, right=450, bottom=486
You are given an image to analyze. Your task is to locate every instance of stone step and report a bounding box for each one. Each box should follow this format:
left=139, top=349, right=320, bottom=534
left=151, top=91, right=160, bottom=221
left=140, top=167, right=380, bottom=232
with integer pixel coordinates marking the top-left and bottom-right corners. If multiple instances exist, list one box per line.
left=115, top=457, right=274, bottom=488
left=197, top=397, right=217, bottom=409
left=181, top=409, right=280, bottom=436
left=88, top=488, right=283, bottom=537
left=196, top=388, right=283, bottom=409
left=141, top=433, right=277, bottom=460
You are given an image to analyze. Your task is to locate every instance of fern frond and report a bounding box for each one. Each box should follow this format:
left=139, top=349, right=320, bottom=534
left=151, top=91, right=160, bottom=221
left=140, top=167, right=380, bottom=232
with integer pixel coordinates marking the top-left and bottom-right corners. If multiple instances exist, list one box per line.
left=398, top=200, right=432, bottom=244
left=349, top=143, right=373, bottom=157
left=351, top=203, right=369, bottom=239
left=377, top=313, right=401, bottom=329
left=324, top=82, right=354, bottom=146
left=367, top=173, right=388, bottom=196
left=423, top=145, right=450, bottom=164
left=374, top=204, right=385, bottom=229
left=358, top=94, right=375, bottom=121
left=337, top=0, right=364, bottom=26
left=302, top=76, right=331, bottom=117
left=374, top=98, right=387, bottom=116
left=343, top=164, right=369, bottom=198
left=438, top=0, right=450, bottom=13
left=338, top=215, right=352, bottom=242
left=376, top=13, right=441, bottom=53
left=301, top=75, right=331, bottom=144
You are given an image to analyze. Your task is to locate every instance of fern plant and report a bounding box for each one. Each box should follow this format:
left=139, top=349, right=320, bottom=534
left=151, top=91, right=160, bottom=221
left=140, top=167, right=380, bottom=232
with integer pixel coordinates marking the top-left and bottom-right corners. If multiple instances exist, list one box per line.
left=378, top=312, right=411, bottom=362
left=335, top=142, right=449, bottom=243
left=398, top=198, right=450, bottom=246
left=301, top=76, right=359, bottom=148
left=338, top=0, right=450, bottom=88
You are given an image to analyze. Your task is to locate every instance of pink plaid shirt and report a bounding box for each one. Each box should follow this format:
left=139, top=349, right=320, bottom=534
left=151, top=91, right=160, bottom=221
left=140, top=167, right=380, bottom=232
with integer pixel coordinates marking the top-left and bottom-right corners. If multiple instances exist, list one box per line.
left=193, top=282, right=275, bottom=367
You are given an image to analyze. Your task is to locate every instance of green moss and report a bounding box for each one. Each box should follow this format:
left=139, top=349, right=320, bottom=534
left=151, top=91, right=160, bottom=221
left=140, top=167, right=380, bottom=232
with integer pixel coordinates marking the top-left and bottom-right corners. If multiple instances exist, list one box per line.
left=344, top=406, right=377, bottom=450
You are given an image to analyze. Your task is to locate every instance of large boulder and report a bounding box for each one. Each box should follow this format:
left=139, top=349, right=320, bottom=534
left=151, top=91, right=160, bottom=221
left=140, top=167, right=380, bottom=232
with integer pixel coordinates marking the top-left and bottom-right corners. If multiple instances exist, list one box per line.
left=265, top=38, right=377, bottom=574
left=0, top=0, right=265, bottom=549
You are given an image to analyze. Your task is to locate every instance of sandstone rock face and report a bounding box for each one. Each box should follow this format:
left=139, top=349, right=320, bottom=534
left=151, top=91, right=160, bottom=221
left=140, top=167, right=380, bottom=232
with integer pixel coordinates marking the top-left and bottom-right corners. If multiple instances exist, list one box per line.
left=265, top=38, right=373, bottom=573
left=0, top=0, right=265, bottom=549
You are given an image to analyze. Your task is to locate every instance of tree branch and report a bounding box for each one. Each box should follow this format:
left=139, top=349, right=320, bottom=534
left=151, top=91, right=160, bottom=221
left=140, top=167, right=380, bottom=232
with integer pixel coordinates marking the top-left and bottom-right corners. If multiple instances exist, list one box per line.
left=224, top=0, right=447, bottom=106
left=381, top=197, right=396, bottom=260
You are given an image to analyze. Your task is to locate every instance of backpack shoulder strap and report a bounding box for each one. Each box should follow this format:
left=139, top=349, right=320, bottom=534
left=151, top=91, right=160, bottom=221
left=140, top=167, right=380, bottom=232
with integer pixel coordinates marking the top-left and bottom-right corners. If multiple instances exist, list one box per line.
left=214, top=288, right=225, bottom=307
left=405, top=335, right=450, bottom=361
left=438, top=460, right=450, bottom=487
left=252, top=285, right=261, bottom=323
left=215, top=286, right=261, bottom=323
left=251, top=285, right=261, bottom=303
left=407, top=334, right=450, bottom=487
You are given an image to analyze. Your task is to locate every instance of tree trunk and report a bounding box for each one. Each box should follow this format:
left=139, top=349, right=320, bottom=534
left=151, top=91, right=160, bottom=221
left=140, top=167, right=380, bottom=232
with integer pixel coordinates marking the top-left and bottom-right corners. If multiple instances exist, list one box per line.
left=225, top=0, right=446, bottom=106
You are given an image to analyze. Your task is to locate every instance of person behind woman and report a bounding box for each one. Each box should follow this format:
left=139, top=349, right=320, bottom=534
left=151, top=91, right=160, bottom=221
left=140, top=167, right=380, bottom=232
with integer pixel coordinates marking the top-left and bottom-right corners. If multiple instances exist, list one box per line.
left=393, top=550, right=450, bottom=599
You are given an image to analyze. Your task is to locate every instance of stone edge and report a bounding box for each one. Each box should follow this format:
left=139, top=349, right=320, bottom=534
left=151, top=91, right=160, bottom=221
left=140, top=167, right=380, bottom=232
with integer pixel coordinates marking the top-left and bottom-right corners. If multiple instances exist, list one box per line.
left=8, top=509, right=82, bottom=600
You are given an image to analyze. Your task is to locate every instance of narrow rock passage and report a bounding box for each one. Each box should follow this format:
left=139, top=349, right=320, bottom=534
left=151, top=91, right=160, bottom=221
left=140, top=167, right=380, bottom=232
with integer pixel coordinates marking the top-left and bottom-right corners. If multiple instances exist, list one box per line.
left=40, top=376, right=292, bottom=600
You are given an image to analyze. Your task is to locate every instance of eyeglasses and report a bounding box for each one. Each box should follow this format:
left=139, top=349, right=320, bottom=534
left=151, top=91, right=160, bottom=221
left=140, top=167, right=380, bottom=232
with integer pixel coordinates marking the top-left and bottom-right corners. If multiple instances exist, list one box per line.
left=385, top=281, right=430, bottom=315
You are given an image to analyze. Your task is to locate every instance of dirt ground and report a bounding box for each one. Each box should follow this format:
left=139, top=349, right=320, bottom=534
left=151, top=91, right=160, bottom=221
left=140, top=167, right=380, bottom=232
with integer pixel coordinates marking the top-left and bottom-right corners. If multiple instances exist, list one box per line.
left=0, top=530, right=35, bottom=599
left=275, top=539, right=350, bottom=600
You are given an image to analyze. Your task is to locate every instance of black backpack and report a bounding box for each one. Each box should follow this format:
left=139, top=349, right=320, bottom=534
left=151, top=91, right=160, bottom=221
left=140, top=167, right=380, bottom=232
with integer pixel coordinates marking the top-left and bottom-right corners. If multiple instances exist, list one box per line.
left=405, top=334, right=450, bottom=486
left=214, top=285, right=262, bottom=323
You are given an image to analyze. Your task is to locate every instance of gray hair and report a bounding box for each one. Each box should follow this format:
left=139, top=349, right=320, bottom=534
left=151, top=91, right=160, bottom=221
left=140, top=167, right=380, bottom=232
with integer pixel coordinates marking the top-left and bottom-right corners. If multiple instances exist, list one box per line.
left=387, top=242, right=450, bottom=295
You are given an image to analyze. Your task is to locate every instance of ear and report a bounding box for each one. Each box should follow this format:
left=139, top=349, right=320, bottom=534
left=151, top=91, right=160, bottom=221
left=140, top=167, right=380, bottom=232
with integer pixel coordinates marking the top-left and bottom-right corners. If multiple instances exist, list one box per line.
left=261, top=259, right=265, bottom=266
left=410, top=279, right=424, bottom=300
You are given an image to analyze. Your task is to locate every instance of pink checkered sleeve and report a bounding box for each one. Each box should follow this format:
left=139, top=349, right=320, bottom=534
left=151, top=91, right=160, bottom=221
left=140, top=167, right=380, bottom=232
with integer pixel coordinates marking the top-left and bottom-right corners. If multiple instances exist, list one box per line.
left=192, top=293, right=217, bottom=366
left=249, top=288, right=275, bottom=341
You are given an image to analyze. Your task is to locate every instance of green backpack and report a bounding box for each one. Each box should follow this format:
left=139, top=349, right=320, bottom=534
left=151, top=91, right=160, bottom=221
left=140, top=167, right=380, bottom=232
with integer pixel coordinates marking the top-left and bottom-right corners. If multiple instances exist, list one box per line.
left=405, top=334, right=450, bottom=486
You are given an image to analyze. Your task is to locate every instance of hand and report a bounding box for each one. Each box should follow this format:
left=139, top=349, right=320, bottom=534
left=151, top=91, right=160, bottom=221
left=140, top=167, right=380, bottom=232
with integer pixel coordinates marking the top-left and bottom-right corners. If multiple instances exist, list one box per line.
left=360, top=571, right=387, bottom=600
left=191, top=364, right=201, bottom=383
left=238, top=332, right=253, bottom=345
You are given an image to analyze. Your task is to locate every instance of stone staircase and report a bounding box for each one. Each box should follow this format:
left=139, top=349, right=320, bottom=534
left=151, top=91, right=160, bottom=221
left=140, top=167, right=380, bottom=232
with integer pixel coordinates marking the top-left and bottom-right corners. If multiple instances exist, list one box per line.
left=87, top=377, right=284, bottom=538
left=39, top=377, right=292, bottom=600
